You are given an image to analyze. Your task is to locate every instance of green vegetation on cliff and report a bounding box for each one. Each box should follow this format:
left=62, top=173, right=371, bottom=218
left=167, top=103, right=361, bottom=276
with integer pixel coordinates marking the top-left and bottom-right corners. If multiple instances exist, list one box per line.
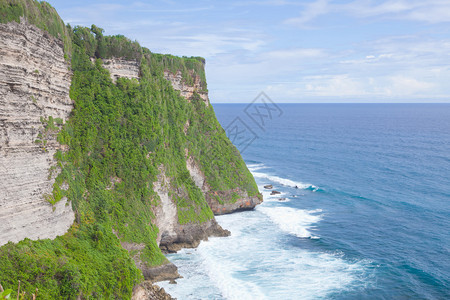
left=0, top=1, right=259, bottom=298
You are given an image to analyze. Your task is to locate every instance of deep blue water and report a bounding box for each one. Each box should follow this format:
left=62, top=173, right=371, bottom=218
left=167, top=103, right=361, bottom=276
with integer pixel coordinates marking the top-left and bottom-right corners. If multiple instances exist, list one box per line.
left=160, top=104, right=450, bottom=299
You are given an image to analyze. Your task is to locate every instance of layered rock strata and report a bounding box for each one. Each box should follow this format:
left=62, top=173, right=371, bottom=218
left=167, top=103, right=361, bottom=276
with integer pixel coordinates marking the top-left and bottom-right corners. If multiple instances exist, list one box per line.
left=186, top=155, right=262, bottom=215
left=0, top=20, right=74, bottom=245
left=153, top=166, right=230, bottom=254
left=164, top=70, right=209, bottom=106
left=101, top=58, right=140, bottom=82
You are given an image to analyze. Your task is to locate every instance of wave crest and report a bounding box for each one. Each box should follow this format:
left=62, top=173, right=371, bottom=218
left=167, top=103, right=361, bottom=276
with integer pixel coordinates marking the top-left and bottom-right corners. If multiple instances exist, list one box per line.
left=258, top=206, right=323, bottom=239
left=251, top=171, right=319, bottom=191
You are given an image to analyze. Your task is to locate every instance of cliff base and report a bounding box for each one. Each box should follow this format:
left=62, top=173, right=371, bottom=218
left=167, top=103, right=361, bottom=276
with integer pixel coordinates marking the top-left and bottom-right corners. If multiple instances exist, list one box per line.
left=132, top=281, right=174, bottom=300
left=160, top=219, right=230, bottom=253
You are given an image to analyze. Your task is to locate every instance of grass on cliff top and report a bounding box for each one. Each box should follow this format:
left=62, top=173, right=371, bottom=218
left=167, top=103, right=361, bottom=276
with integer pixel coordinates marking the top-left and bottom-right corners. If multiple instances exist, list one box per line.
left=75, top=24, right=207, bottom=90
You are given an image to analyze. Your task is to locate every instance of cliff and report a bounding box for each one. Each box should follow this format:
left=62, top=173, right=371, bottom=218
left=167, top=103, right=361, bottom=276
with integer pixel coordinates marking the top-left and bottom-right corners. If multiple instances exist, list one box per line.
left=0, top=0, right=261, bottom=299
left=101, top=58, right=140, bottom=83
left=0, top=19, right=74, bottom=244
left=164, top=70, right=209, bottom=106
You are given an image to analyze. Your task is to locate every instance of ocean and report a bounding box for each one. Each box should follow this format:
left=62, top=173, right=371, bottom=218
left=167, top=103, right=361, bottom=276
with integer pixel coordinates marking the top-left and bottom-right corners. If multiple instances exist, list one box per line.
left=159, top=103, right=450, bottom=299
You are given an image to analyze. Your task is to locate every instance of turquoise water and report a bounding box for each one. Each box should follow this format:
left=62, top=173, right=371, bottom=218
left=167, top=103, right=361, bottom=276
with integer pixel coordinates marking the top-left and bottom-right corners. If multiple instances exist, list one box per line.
left=160, top=104, right=450, bottom=299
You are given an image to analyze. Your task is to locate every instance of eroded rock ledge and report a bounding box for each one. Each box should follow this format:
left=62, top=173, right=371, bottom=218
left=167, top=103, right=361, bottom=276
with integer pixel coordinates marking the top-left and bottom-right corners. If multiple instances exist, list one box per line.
left=186, top=155, right=263, bottom=215
left=132, top=281, right=174, bottom=300
left=164, top=70, right=209, bottom=106
left=159, top=218, right=230, bottom=253
left=101, top=58, right=140, bottom=82
left=153, top=166, right=230, bottom=255
left=0, top=19, right=74, bottom=245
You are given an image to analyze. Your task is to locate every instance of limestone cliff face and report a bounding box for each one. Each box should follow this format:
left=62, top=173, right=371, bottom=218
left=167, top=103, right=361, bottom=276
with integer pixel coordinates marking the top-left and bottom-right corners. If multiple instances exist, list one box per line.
left=153, top=166, right=230, bottom=254
left=164, top=70, right=209, bottom=106
left=186, top=155, right=262, bottom=215
left=132, top=281, right=174, bottom=300
left=101, top=58, right=140, bottom=82
left=153, top=165, right=178, bottom=246
left=0, top=20, right=74, bottom=245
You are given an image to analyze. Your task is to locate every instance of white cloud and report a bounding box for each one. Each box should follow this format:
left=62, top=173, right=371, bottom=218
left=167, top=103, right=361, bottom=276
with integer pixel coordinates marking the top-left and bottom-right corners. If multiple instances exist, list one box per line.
left=285, top=0, right=450, bottom=26
left=303, top=74, right=367, bottom=97
left=284, top=0, right=330, bottom=26
left=162, top=33, right=266, bottom=57
left=260, top=74, right=440, bottom=102
left=383, top=76, right=435, bottom=96
left=53, top=0, right=450, bottom=102
left=263, top=48, right=325, bottom=60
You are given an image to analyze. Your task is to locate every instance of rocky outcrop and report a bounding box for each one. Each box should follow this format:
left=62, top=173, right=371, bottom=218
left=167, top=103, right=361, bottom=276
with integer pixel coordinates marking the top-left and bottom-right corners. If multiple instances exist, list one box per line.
left=140, top=263, right=180, bottom=283
left=159, top=218, right=230, bottom=253
left=153, top=166, right=178, bottom=246
left=186, top=155, right=263, bottom=215
left=132, top=281, right=174, bottom=300
left=115, top=228, right=181, bottom=282
left=206, top=189, right=263, bottom=215
left=186, top=156, right=209, bottom=194
left=101, top=58, right=139, bottom=82
left=153, top=166, right=230, bottom=254
left=164, top=70, right=209, bottom=106
left=0, top=20, right=74, bottom=245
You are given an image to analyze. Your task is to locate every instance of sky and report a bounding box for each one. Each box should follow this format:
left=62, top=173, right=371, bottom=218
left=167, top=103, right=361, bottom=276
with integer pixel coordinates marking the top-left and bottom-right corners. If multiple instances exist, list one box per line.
left=48, top=0, right=450, bottom=103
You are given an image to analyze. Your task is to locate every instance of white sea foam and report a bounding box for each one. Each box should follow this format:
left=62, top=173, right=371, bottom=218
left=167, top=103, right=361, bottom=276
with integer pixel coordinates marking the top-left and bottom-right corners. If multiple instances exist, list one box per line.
left=247, top=163, right=267, bottom=172
left=258, top=206, right=323, bottom=239
left=160, top=163, right=365, bottom=299
left=160, top=208, right=368, bottom=300
left=199, top=242, right=267, bottom=300
left=251, top=171, right=318, bottom=191
left=258, top=185, right=290, bottom=202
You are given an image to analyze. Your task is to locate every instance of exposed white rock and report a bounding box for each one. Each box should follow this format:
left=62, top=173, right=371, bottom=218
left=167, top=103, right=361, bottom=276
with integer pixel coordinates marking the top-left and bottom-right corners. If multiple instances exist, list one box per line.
left=101, top=58, right=140, bottom=82
left=153, top=166, right=177, bottom=245
left=186, top=155, right=209, bottom=193
left=164, top=70, right=209, bottom=106
left=185, top=151, right=263, bottom=215
left=0, top=20, right=74, bottom=245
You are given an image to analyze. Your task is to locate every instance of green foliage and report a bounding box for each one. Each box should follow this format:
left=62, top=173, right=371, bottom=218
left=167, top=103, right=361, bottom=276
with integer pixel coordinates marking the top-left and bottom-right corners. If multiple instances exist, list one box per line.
left=54, top=117, right=64, bottom=125
left=0, top=288, right=12, bottom=299
left=151, top=52, right=207, bottom=90
left=0, top=230, right=142, bottom=299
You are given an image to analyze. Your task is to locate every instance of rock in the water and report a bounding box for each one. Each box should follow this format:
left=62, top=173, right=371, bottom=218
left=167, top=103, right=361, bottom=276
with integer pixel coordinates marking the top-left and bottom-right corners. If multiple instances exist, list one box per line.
left=278, top=198, right=286, bottom=201
left=169, top=279, right=177, bottom=284
left=264, top=184, right=273, bottom=189
left=270, top=190, right=281, bottom=195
